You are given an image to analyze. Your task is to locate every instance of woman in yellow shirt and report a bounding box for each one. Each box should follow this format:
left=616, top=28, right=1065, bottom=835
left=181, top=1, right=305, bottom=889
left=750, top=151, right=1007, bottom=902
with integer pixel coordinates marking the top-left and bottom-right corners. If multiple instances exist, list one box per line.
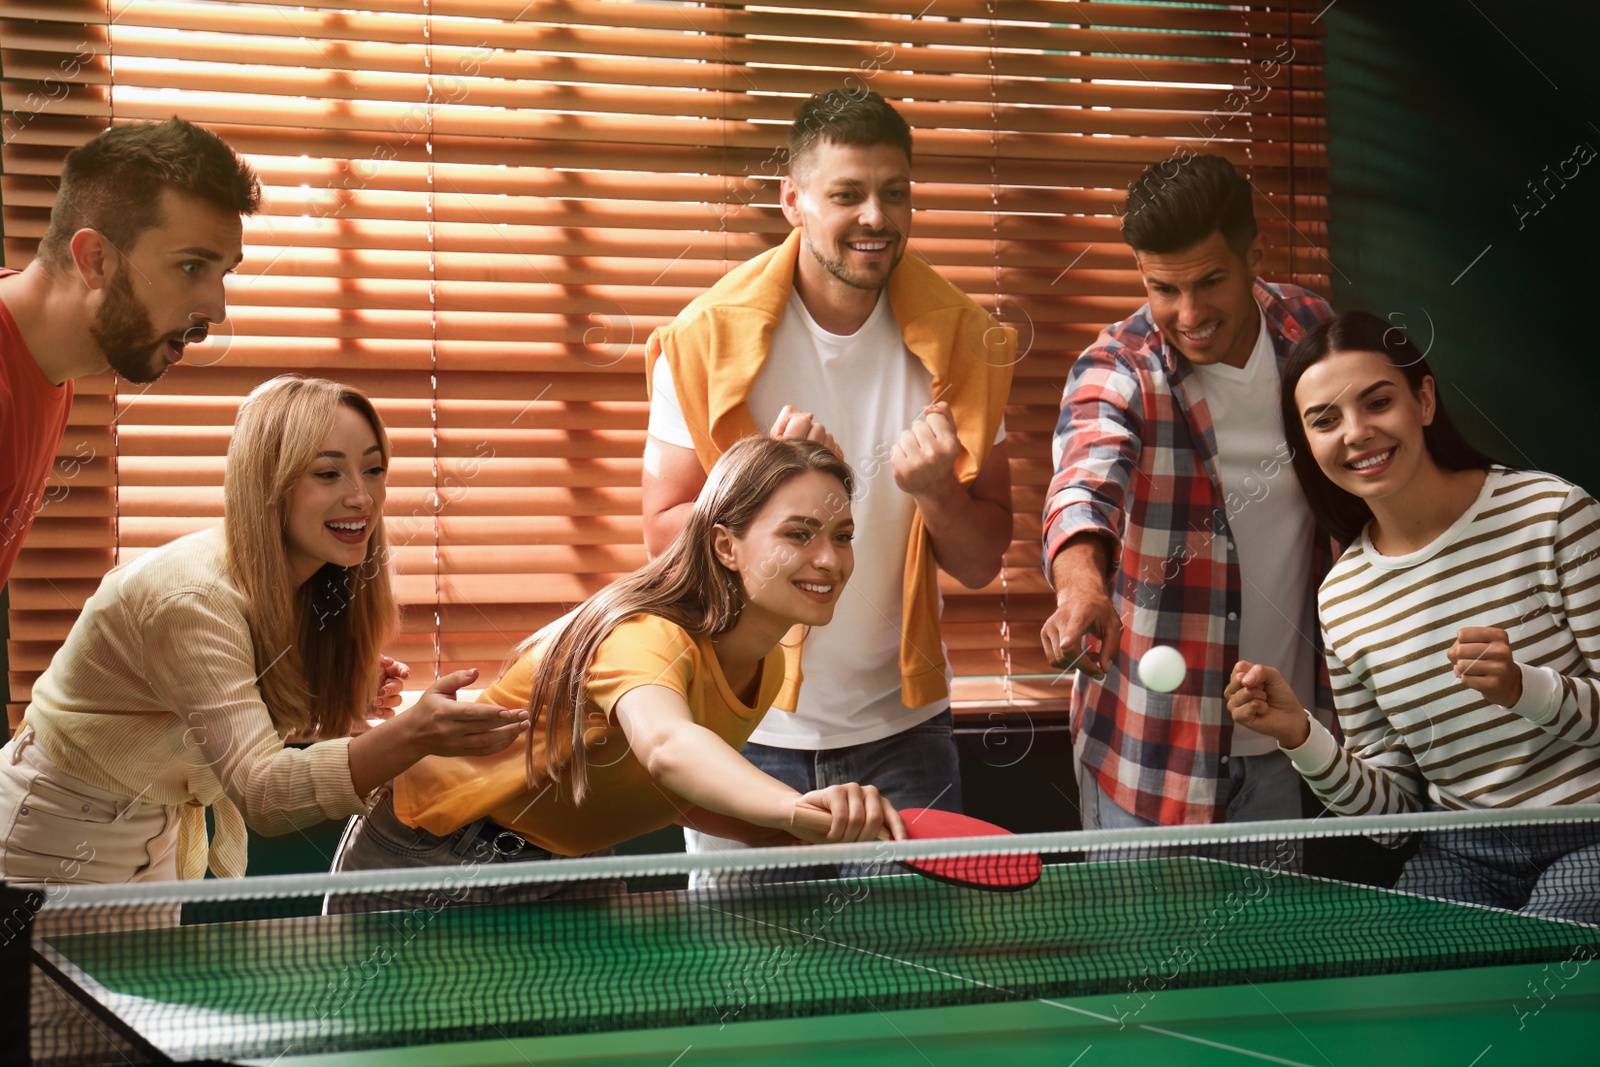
left=0, top=376, right=528, bottom=885
left=331, top=435, right=904, bottom=897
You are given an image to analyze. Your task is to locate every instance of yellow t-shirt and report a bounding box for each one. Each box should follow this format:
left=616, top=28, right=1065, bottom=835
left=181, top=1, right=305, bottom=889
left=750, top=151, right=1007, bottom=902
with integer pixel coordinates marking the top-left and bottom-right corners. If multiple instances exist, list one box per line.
left=392, top=613, right=785, bottom=855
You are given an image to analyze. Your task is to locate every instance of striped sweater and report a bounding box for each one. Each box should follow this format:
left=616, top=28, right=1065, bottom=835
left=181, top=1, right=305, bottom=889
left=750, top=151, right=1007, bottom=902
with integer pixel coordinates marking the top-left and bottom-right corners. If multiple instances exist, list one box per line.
left=1284, top=468, right=1600, bottom=814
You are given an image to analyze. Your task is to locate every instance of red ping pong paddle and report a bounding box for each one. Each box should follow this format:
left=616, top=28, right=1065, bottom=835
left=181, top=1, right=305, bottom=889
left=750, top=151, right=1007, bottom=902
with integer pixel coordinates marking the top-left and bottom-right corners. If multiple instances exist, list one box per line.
left=791, top=805, right=1041, bottom=892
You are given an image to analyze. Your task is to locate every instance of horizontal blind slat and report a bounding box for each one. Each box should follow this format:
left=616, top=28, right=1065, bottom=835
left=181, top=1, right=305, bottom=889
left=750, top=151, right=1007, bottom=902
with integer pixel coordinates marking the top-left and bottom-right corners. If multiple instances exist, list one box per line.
left=5, top=0, right=1329, bottom=713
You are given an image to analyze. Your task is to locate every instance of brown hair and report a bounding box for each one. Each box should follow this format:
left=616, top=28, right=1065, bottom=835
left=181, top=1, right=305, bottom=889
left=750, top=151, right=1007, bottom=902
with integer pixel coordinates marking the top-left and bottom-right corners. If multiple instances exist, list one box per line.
left=787, top=90, right=912, bottom=183
left=224, top=375, right=397, bottom=738
left=1281, top=311, right=1502, bottom=544
left=38, top=117, right=260, bottom=270
left=524, top=436, right=853, bottom=799
left=1121, top=152, right=1257, bottom=260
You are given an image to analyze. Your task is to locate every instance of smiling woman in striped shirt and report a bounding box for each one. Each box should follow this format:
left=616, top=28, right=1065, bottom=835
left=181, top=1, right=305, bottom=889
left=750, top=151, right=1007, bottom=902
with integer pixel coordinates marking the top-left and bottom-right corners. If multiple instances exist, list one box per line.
left=1225, top=310, right=1600, bottom=923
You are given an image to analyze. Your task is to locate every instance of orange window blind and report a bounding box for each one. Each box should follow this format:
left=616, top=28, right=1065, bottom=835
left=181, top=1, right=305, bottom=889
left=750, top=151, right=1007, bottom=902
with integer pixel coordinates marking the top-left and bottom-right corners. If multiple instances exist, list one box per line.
left=2, top=0, right=1330, bottom=726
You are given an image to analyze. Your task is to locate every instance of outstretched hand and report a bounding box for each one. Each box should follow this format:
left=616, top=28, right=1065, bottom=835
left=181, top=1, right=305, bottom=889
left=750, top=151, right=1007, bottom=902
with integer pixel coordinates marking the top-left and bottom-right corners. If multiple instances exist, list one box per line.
left=347, top=667, right=532, bottom=797
left=402, top=667, right=530, bottom=758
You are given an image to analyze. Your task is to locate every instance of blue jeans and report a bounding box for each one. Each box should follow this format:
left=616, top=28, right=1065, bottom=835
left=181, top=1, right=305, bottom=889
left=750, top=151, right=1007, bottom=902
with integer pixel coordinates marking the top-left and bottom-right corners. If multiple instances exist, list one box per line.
left=1077, top=751, right=1305, bottom=872
left=1397, top=819, right=1600, bottom=925
left=683, top=709, right=963, bottom=887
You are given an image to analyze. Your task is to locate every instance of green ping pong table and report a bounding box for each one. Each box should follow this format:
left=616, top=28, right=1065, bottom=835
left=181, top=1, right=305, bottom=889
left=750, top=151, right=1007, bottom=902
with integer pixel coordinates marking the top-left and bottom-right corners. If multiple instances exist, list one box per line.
left=260, top=966, right=1598, bottom=1067
left=34, top=857, right=1599, bottom=1066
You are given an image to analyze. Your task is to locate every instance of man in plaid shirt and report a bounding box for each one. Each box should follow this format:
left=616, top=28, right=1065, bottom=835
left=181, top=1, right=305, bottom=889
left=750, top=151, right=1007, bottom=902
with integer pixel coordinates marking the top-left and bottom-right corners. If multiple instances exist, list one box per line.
left=1041, top=154, right=1337, bottom=830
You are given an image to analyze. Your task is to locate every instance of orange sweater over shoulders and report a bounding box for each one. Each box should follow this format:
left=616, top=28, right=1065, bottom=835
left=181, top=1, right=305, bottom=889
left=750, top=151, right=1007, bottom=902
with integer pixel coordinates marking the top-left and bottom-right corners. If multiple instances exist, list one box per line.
left=645, top=229, right=1015, bottom=708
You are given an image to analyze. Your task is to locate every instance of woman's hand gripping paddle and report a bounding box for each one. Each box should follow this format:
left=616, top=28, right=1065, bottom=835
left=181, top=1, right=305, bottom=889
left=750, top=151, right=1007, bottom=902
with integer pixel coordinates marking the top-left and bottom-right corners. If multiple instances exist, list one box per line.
left=791, top=805, right=1041, bottom=891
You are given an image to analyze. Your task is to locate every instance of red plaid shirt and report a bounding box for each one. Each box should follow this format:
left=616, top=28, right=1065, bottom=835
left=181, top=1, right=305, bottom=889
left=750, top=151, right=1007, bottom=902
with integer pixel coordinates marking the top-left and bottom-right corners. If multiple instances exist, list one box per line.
left=1043, top=281, right=1338, bottom=825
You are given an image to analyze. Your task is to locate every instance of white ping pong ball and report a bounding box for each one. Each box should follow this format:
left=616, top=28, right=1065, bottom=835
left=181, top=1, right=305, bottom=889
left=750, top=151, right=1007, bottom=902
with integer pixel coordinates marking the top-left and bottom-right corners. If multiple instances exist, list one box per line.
left=1139, top=645, right=1187, bottom=693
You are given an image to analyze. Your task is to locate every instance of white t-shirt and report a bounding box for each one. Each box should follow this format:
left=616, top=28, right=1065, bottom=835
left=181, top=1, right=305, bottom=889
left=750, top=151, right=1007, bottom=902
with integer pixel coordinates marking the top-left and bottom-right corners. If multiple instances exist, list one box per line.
left=648, top=290, right=953, bottom=748
left=1188, top=314, right=1318, bottom=757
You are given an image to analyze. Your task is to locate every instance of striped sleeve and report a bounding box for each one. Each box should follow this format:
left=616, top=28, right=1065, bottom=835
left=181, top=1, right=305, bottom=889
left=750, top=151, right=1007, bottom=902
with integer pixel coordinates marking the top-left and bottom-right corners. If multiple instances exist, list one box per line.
left=1286, top=631, right=1425, bottom=816
left=1307, top=470, right=1600, bottom=813
left=1514, top=485, right=1600, bottom=746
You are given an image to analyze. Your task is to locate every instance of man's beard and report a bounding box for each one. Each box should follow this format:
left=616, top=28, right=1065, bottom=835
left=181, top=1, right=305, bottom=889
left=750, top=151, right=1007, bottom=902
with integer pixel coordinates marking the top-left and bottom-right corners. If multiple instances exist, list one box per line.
left=89, top=269, right=202, bottom=384
left=806, top=232, right=903, bottom=292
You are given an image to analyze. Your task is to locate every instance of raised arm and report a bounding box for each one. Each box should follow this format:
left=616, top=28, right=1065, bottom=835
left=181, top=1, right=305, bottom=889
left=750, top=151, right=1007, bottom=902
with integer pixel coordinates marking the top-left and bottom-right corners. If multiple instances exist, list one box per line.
left=641, top=435, right=707, bottom=558
left=613, top=683, right=905, bottom=843
left=643, top=405, right=844, bottom=558
left=891, top=401, right=1013, bottom=589
left=1228, top=654, right=1425, bottom=818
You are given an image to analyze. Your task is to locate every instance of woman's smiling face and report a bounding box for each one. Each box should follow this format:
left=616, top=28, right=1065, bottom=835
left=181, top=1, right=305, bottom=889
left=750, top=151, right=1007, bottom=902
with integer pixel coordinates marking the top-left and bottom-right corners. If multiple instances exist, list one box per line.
left=1294, top=347, right=1438, bottom=506
left=284, top=403, right=388, bottom=586
left=716, top=469, right=855, bottom=631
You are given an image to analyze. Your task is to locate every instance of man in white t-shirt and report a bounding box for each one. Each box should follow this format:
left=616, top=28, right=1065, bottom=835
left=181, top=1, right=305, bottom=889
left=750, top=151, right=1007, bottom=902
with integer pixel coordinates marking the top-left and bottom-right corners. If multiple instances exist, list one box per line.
left=642, top=91, right=1015, bottom=864
left=1040, top=153, right=1337, bottom=833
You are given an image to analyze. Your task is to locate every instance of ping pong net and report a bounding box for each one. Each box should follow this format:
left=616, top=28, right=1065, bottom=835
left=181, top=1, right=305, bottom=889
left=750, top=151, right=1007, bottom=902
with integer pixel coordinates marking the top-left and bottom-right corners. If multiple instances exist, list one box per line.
left=12, top=807, right=1599, bottom=1066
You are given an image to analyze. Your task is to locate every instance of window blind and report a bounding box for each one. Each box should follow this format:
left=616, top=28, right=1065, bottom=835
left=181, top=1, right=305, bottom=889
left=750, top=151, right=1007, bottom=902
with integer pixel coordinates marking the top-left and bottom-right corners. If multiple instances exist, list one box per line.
left=3, top=0, right=1330, bottom=726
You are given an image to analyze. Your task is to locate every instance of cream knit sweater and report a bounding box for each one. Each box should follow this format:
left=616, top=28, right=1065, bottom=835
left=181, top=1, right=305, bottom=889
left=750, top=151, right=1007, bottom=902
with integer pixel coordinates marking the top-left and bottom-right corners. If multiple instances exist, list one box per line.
left=23, top=526, right=369, bottom=878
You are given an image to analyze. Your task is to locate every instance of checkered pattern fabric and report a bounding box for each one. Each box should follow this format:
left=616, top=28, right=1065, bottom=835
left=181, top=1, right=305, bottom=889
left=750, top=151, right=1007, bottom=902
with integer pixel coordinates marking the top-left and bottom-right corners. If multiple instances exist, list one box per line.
left=1043, top=281, right=1337, bottom=824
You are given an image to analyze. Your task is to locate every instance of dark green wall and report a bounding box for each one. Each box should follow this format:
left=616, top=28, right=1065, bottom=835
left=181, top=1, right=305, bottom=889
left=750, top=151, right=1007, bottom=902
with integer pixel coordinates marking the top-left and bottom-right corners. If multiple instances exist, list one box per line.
left=1322, top=1, right=1600, bottom=491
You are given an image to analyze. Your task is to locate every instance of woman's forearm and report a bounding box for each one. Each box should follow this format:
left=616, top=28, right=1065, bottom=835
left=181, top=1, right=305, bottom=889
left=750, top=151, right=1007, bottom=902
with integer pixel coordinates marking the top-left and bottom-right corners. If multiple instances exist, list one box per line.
left=346, top=716, right=424, bottom=797
left=641, top=721, right=800, bottom=828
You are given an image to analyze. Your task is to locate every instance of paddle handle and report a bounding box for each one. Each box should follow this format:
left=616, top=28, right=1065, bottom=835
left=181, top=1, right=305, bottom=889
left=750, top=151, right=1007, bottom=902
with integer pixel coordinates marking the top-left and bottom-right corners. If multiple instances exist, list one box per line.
left=791, top=802, right=893, bottom=842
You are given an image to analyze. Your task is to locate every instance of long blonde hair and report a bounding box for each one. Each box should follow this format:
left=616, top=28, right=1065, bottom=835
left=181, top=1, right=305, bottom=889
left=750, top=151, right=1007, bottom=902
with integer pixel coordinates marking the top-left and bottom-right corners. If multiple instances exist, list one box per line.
left=224, top=376, right=398, bottom=739
left=526, top=436, right=853, bottom=799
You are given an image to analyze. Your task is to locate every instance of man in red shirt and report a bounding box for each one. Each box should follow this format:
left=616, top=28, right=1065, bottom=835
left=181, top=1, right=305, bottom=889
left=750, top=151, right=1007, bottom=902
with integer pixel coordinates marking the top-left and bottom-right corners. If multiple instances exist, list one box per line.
left=0, top=116, right=259, bottom=586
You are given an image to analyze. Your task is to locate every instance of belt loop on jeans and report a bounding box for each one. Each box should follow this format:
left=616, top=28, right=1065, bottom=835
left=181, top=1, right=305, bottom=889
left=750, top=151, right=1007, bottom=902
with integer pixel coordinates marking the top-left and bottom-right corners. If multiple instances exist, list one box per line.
left=8, top=723, right=34, bottom=763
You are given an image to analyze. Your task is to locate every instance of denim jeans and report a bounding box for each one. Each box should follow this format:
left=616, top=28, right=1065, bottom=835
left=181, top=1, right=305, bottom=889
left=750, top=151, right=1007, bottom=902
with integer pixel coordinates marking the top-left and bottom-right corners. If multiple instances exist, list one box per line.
left=683, top=708, right=963, bottom=887
left=325, top=793, right=619, bottom=914
left=1077, top=750, right=1306, bottom=872
left=1397, top=818, right=1600, bottom=924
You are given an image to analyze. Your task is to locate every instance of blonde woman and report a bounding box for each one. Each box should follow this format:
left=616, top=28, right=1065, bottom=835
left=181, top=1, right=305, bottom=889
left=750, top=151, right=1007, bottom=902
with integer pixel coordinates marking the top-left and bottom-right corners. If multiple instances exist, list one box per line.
left=332, top=436, right=903, bottom=898
left=0, top=376, right=527, bottom=885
